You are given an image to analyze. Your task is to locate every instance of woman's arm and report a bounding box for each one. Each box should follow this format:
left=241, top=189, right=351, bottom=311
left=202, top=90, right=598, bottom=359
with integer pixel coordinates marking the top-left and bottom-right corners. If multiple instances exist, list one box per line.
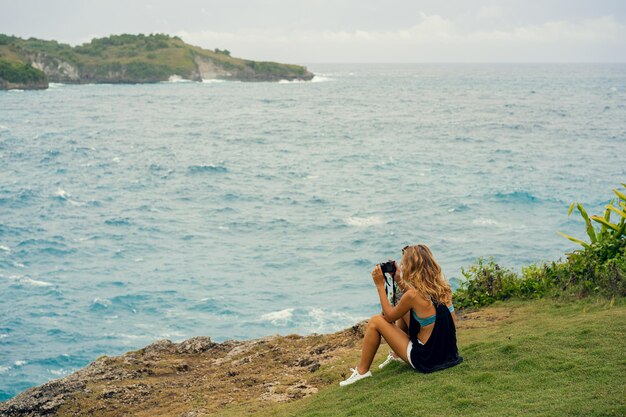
left=372, top=265, right=414, bottom=323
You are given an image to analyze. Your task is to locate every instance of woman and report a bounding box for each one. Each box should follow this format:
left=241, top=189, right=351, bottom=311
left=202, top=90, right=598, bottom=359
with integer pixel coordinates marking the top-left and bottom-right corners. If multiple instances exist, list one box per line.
left=339, top=244, right=463, bottom=386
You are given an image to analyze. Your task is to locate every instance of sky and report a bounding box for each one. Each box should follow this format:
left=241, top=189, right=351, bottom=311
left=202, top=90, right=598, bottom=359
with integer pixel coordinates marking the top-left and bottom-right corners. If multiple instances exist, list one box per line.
left=2, top=0, right=625, bottom=63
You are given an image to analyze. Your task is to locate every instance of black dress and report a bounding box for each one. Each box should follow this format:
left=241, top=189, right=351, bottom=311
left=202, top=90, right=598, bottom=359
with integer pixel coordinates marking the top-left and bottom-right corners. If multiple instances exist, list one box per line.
left=408, top=303, right=463, bottom=373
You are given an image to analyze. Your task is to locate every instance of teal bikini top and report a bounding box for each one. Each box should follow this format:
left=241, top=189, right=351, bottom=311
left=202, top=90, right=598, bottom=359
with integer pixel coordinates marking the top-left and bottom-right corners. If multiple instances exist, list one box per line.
left=412, top=304, right=454, bottom=327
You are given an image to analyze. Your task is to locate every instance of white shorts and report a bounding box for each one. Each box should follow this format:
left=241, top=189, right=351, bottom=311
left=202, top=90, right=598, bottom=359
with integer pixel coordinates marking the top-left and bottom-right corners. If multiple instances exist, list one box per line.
left=406, top=339, right=424, bottom=369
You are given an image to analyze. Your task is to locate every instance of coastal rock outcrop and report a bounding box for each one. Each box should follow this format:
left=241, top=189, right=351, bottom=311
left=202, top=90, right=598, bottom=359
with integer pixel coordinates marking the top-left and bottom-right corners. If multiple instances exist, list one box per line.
left=0, top=322, right=367, bottom=416
left=0, top=33, right=314, bottom=89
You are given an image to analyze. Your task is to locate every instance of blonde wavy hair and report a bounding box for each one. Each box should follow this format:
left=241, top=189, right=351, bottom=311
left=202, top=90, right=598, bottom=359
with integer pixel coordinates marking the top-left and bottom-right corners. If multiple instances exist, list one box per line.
left=401, top=244, right=452, bottom=305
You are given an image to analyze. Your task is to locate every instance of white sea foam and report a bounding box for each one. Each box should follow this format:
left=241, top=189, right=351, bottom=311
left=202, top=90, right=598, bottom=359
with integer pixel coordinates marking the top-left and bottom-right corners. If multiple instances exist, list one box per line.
left=55, top=187, right=70, bottom=199
left=14, top=360, right=27, bottom=366
left=202, top=79, right=225, bottom=83
left=312, top=75, right=331, bottom=83
left=278, top=75, right=331, bottom=84
left=21, top=277, right=53, bottom=287
left=261, top=308, right=294, bottom=325
left=92, top=297, right=112, bottom=307
left=472, top=218, right=500, bottom=226
left=307, top=308, right=362, bottom=333
left=55, top=187, right=84, bottom=206
left=49, top=368, right=71, bottom=376
left=0, top=365, right=10, bottom=373
left=278, top=79, right=306, bottom=84
left=0, top=334, right=8, bottom=339
left=0, top=244, right=10, bottom=252
left=8, top=89, right=24, bottom=93
left=345, top=216, right=383, bottom=227
left=167, top=75, right=192, bottom=83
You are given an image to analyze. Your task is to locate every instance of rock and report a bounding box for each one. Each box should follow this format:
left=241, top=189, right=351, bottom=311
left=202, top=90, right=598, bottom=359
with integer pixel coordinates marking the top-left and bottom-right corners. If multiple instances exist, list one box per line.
left=0, top=377, right=86, bottom=416
left=176, top=336, right=214, bottom=354
left=1, top=321, right=364, bottom=415
left=176, top=363, right=191, bottom=373
left=142, top=339, right=175, bottom=356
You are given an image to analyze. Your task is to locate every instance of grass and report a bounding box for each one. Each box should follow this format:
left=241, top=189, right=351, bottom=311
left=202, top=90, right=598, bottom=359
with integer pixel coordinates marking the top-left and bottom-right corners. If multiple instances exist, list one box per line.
left=221, top=298, right=626, bottom=417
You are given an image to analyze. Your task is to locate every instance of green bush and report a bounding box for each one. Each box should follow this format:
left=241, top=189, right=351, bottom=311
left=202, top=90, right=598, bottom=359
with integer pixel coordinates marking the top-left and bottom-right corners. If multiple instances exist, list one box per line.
left=124, top=61, right=170, bottom=80
left=0, top=60, right=46, bottom=83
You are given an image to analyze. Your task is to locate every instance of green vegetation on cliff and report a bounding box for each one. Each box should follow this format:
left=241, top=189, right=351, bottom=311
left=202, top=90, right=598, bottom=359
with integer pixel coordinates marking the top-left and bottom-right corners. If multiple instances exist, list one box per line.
left=0, top=60, right=45, bottom=84
left=0, top=33, right=313, bottom=88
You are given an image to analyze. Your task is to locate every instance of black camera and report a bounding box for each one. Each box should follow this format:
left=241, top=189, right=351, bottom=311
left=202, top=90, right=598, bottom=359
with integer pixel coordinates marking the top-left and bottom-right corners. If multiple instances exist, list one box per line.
left=379, top=260, right=399, bottom=306
left=379, top=260, right=396, bottom=276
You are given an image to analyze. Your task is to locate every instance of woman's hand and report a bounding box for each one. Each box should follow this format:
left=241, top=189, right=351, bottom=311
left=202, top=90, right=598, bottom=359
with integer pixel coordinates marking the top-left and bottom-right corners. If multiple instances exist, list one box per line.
left=371, top=264, right=385, bottom=288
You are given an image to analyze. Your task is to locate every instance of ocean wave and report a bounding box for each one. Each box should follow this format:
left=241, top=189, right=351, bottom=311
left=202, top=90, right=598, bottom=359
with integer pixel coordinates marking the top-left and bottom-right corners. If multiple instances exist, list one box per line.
left=187, top=164, right=228, bottom=174
left=53, top=187, right=84, bottom=206
left=258, top=307, right=362, bottom=333
left=0, top=245, right=10, bottom=252
left=5, top=273, right=54, bottom=287
left=202, top=79, right=226, bottom=83
left=0, top=366, right=10, bottom=374
left=189, top=297, right=237, bottom=315
left=0, top=189, right=38, bottom=207
left=312, top=75, right=331, bottom=83
left=493, top=190, right=539, bottom=204
left=345, top=216, right=383, bottom=227
left=49, top=368, right=71, bottom=376
left=20, top=277, right=53, bottom=287
left=472, top=218, right=500, bottom=226
left=104, top=218, right=131, bottom=226
left=447, top=204, right=470, bottom=213
left=90, top=297, right=112, bottom=310
left=166, top=75, right=192, bottom=83
left=260, top=308, right=295, bottom=325
left=308, top=196, right=328, bottom=204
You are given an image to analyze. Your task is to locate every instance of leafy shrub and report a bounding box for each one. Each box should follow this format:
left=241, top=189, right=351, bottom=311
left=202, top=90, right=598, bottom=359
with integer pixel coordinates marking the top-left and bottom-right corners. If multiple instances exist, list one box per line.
left=124, top=61, right=170, bottom=80
left=0, top=60, right=46, bottom=83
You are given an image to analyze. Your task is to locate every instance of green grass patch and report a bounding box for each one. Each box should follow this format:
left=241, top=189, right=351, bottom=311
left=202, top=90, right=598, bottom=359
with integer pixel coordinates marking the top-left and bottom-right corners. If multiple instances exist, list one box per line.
left=224, top=298, right=625, bottom=417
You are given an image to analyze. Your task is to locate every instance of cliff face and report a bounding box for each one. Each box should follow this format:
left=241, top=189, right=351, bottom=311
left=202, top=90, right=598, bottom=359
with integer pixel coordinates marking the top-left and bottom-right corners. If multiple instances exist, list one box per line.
left=0, top=323, right=366, bottom=417
left=0, top=33, right=314, bottom=89
left=28, top=52, right=81, bottom=82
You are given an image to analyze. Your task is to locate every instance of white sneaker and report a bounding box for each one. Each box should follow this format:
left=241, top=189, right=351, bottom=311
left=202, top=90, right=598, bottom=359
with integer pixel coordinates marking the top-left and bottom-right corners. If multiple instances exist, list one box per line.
left=378, top=351, right=402, bottom=369
left=339, top=367, right=372, bottom=387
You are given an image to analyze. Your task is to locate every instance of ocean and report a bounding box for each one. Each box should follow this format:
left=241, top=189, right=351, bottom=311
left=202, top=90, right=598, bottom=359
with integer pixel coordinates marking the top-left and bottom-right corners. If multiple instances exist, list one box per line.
left=1, top=63, right=625, bottom=400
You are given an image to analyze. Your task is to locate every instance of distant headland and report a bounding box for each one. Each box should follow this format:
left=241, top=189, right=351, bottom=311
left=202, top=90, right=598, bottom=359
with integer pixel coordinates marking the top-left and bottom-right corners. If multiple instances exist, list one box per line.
left=0, top=33, right=314, bottom=90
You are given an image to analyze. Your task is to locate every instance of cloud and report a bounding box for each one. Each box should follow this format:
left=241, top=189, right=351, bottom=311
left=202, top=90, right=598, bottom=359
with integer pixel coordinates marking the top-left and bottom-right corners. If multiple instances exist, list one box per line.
left=176, top=14, right=626, bottom=62
left=476, top=6, right=503, bottom=20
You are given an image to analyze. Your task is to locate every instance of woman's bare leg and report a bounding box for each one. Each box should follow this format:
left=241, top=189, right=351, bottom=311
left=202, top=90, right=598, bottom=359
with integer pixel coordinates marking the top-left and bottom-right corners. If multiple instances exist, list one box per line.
left=389, top=315, right=409, bottom=359
left=357, top=314, right=411, bottom=373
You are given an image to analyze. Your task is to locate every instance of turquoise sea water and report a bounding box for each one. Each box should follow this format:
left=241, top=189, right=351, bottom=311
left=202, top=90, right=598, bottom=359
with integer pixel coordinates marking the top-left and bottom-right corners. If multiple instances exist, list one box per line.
left=1, top=64, right=625, bottom=400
